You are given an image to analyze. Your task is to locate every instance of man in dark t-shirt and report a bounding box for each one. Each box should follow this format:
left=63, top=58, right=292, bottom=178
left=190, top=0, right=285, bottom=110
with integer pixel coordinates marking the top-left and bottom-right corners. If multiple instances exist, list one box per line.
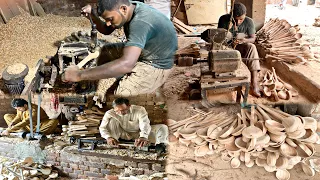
left=218, top=2, right=261, bottom=97
left=62, top=0, right=177, bottom=97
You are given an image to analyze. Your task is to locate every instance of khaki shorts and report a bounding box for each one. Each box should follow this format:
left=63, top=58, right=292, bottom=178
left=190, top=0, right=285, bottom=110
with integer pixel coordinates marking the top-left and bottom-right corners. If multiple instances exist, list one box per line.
left=235, top=43, right=261, bottom=72
left=97, top=43, right=172, bottom=97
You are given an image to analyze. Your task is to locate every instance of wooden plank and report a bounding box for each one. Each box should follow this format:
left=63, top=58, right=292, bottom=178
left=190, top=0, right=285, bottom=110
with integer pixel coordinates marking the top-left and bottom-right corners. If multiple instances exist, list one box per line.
left=16, top=0, right=29, bottom=12
left=0, top=1, right=15, bottom=23
left=174, top=22, right=191, bottom=34
left=184, top=0, right=228, bottom=25
left=33, top=2, right=46, bottom=16
left=26, top=0, right=36, bottom=16
left=0, top=14, right=5, bottom=24
left=5, top=0, right=21, bottom=16
left=172, top=17, right=195, bottom=32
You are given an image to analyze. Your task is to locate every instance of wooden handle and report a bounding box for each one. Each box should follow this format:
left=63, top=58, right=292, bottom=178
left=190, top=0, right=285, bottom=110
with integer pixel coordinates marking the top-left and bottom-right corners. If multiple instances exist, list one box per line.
left=77, top=51, right=100, bottom=68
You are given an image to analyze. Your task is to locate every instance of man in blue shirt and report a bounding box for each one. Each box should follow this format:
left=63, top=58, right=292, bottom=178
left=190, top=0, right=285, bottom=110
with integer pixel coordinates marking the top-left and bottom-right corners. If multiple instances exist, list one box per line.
left=63, top=0, right=177, bottom=97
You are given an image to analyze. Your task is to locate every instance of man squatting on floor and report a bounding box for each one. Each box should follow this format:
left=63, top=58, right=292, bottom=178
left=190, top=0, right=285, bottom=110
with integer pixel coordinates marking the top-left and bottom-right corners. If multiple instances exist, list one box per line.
left=1, top=98, right=59, bottom=136
left=62, top=0, right=178, bottom=97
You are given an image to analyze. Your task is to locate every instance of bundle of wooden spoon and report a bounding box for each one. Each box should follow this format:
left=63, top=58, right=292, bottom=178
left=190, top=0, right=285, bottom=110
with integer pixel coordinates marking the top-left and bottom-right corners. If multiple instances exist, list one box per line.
left=169, top=104, right=320, bottom=180
left=0, top=157, right=59, bottom=180
left=260, top=67, right=298, bottom=101
left=256, top=18, right=318, bottom=64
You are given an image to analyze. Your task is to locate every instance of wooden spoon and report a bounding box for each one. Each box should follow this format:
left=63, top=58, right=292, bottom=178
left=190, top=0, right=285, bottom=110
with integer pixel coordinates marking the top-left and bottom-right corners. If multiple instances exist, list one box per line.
left=241, top=107, right=264, bottom=139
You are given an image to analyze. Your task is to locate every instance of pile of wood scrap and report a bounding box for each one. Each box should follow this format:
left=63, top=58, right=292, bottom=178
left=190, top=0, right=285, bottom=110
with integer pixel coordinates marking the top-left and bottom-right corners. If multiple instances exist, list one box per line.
left=256, top=18, right=318, bottom=64
left=62, top=107, right=105, bottom=137
left=172, top=17, right=196, bottom=34
left=169, top=104, right=320, bottom=180
left=0, top=0, right=46, bottom=24
left=0, top=156, right=58, bottom=180
left=314, top=16, right=320, bottom=27
left=260, top=67, right=298, bottom=101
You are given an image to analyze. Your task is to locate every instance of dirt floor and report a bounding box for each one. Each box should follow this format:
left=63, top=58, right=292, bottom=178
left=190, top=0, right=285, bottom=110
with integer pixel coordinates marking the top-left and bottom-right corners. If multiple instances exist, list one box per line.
left=0, top=4, right=320, bottom=180
left=165, top=4, right=320, bottom=180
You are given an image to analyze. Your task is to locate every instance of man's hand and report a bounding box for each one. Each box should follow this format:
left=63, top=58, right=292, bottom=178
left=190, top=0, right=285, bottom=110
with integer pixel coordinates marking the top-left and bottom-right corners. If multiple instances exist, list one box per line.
left=61, top=65, right=81, bottom=82
left=1, top=130, right=9, bottom=136
left=134, top=137, right=149, bottom=147
left=107, top=137, right=119, bottom=146
left=81, top=5, right=93, bottom=17
left=8, top=122, right=15, bottom=129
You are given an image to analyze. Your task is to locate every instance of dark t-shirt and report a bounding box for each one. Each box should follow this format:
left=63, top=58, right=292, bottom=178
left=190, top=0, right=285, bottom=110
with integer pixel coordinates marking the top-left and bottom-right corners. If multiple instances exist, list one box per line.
left=218, top=14, right=256, bottom=37
left=123, top=2, right=178, bottom=69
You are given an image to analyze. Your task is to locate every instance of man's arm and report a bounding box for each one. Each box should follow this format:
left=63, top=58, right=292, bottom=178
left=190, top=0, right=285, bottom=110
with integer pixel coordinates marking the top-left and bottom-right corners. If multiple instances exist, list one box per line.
left=243, top=34, right=256, bottom=44
left=243, top=18, right=256, bottom=44
left=7, top=108, right=36, bottom=132
left=138, top=107, right=151, bottom=139
left=9, top=111, right=22, bottom=127
left=7, top=121, right=29, bottom=132
left=99, top=112, right=112, bottom=139
left=90, top=13, right=116, bottom=35
left=79, top=46, right=142, bottom=81
left=82, top=5, right=115, bottom=35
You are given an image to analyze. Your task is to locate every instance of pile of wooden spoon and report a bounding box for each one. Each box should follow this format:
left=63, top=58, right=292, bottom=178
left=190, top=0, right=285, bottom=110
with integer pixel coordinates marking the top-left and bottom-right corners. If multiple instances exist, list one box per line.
left=169, top=104, right=320, bottom=180
left=256, top=18, right=318, bottom=64
left=0, top=157, right=59, bottom=180
left=260, top=67, right=298, bottom=101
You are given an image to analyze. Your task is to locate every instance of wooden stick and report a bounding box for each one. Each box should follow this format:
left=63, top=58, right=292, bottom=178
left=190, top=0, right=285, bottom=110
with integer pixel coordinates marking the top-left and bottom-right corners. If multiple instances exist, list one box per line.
left=172, top=17, right=195, bottom=33
left=174, top=23, right=191, bottom=34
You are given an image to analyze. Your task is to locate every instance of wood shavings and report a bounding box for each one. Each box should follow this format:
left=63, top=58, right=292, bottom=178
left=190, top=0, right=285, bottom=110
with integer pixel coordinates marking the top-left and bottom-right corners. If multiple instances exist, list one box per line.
left=6, top=63, right=27, bottom=75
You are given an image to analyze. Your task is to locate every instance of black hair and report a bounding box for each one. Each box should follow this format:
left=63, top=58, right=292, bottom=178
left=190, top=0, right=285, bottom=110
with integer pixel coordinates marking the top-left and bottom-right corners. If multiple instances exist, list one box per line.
left=112, top=97, right=130, bottom=107
left=97, top=0, right=131, bottom=16
left=11, top=98, right=28, bottom=108
left=233, top=2, right=247, bottom=17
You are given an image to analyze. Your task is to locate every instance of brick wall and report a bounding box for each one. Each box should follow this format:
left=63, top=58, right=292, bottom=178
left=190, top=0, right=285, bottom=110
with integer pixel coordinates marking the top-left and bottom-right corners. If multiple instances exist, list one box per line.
left=0, top=139, right=165, bottom=179
left=48, top=149, right=165, bottom=179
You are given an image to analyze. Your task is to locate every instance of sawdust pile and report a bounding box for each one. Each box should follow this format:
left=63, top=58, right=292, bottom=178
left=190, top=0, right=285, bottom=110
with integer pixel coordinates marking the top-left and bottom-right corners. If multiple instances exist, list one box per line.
left=163, top=65, right=200, bottom=97
left=6, top=63, right=27, bottom=75
left=0, top=11, right=90, bottom=72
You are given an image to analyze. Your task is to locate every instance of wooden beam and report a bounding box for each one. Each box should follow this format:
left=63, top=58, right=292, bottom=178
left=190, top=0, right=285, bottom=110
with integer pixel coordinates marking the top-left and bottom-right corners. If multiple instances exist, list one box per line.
left=172, top=17, right=195, bottom=33
left=16, top=0, right=29, bottom=12
left=5, top=0, right=21, bottom=16
left=33, top=2, right=46, bottom=16
left=0, top=0, right=14, bottom=23
left=27, top=0, right=36, bottom=16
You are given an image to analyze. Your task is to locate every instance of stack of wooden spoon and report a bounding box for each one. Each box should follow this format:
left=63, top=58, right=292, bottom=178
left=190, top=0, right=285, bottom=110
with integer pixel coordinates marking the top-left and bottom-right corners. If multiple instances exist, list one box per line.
left=169, top=104, right=320, bottom=180
left=256, top=18, right=318, bottom=64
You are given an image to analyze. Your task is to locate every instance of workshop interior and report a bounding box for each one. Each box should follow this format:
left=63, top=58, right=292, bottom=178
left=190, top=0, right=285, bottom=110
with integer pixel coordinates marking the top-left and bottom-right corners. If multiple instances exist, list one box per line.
left=0, top=0, right=320, bottom=180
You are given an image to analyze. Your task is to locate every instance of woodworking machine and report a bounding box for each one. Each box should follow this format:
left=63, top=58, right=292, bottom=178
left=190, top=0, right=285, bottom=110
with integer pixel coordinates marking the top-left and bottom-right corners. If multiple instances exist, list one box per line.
left=182, top=28, right=250, bottom=104
left=77, top=138, right=166, bottom=154
left=22, top=15, right=102, bottom=95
